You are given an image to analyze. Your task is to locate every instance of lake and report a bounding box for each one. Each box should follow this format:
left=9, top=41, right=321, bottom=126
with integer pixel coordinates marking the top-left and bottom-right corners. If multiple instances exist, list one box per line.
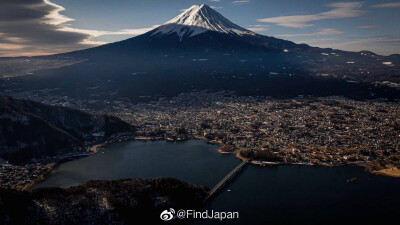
left=34, top=140, right=400, bottom=224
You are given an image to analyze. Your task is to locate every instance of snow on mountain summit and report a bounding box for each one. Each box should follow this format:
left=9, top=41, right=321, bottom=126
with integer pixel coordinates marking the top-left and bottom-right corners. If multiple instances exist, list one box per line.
left=152, top=4, right=254, bottom=40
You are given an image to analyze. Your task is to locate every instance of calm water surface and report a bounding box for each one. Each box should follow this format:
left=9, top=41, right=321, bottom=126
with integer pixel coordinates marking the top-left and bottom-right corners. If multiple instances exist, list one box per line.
left=202, top=165, right=400, bottom=225
left=34, top=140, right=400, bottom=224
left=34, top=140, right=239, bottom=188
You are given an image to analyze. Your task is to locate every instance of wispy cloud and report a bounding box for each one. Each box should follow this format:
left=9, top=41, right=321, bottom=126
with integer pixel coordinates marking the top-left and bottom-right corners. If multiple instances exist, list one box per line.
left=0, top=0, right=90, bottom=56
left=59, top=25, right=160, bottom=44
left=276, top=28, right=344, bottom=37
left=42, top=0, right=75, bottom=25
left=258, top=2, right=366, bottom=28
left=233, top=0, right=251, bottom=4
left=372, top=2, right=400, bottom=8
left=0, top=0, right=158, bottom=57
left=357, top=25, right=379, bottom=29
left=246, top=25, right=269, bottom=32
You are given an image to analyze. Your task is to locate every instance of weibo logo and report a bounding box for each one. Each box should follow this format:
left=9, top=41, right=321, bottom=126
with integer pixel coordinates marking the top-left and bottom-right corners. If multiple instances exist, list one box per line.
left=160, top=208, right=175, bottom=221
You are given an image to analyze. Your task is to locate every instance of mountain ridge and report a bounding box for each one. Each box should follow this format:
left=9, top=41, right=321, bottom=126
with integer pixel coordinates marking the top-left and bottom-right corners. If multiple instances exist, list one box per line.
left=0, top=95, right=134, bottom=164
left=0, top=4, right=399, bottom=102
left=152, top=4, right=254, bottom=40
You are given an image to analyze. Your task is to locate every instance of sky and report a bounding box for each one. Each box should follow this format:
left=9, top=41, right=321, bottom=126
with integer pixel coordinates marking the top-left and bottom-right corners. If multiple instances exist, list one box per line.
left=0, top=0, right=399, bottom=57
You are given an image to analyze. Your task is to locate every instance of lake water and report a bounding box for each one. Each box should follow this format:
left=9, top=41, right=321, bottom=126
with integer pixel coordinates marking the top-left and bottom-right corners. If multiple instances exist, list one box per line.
left=34, top=140, right=400, bottom=224
left=34, top=140, right=240, bottom=189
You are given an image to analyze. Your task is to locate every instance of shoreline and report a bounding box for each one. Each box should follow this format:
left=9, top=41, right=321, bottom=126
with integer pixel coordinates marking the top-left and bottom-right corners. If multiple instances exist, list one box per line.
left=19, top=163, right=57, bottom=191
left=23, top=152, right=95, bottom=191
left=373, top=167, right=400, bottom=178
left=94, top=137, right=400, bottom=178
left=359, top=162, right=400, bottom=178
left=138, top=137, right=400, bottom=178
left=12, top=137, right=400, bottom=191
left=22, top=138, right=131, bottom=191
left=89, top=143, right=103, bottom=153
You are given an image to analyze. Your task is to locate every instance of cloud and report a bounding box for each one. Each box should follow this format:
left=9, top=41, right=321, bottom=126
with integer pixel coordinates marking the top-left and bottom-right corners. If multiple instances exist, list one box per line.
left=42, top=0, right=74, bottom=25
left=59, top=25, right=159, bottom=42
left=276, top=28, right=344, bottom=37
left=233, top=0, right=251, bottom=4
left=372, top=2, right=400, bottom=8
left=357, top=25, right=379, bottom=29
left=257, top=2, right=366, bottom=28
left=0, top=0, right=91, bottom=56
left=246, top=25, right=269, bottom=32
left=0, top=0, right=158, bottom=57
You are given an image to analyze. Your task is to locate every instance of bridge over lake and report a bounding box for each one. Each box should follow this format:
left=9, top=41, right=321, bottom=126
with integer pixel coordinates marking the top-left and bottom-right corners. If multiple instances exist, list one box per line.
left=206, top=160, right=247, bottom=201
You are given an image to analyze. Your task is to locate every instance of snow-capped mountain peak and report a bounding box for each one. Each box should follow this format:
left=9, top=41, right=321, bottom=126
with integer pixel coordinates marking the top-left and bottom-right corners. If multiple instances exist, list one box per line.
left=152, top=4, right=254, bottom=40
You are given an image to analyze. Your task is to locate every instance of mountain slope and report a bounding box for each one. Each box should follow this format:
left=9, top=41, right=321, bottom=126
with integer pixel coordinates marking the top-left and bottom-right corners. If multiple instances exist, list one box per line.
left=76, top=4, right=309, bottom=54
left=0, top=96, right=133, bottom=164
left=0, top=4, right=399, bottom=102
left=153, top=4, right=254, bottom=40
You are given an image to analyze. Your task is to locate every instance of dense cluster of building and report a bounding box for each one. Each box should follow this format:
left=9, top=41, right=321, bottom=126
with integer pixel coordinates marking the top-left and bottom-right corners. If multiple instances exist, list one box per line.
left=0, top=163, right=54, bottom=190
left=113, top=92, right=400, bottom=168
left=1, top=91, right=400, bottom=190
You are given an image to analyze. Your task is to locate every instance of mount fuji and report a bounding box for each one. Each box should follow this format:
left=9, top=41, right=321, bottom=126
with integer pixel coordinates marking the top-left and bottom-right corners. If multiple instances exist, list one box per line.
left=154, top=4, right=255, bottom=39
left=89, top=4, right=308, bottom=53
left=1, top=4, right=399, bottom=101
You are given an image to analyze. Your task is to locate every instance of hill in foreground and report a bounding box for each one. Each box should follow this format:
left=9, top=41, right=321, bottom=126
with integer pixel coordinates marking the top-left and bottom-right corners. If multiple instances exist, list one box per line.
left=0, top=95, right=134, bottom=164
left=0, top=177, right=208, bottom=225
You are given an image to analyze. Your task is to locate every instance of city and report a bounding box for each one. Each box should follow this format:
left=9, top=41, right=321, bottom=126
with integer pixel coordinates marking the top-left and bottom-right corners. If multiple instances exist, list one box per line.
left=2, top=91, right=399, bottom=190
